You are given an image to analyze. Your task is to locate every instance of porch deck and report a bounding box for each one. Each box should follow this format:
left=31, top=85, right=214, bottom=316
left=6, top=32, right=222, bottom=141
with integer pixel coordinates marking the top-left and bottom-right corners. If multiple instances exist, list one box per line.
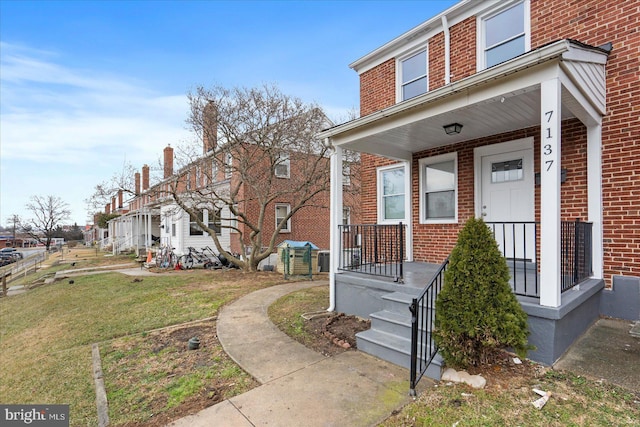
left=340, top=260, right=540, bottom=298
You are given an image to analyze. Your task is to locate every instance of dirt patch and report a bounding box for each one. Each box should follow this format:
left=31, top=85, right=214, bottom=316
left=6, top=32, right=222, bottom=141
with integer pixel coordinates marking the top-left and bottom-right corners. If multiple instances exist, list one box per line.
left=304, top=313, right=371, bottom=356
left=101, top=319, right=258, bottom=427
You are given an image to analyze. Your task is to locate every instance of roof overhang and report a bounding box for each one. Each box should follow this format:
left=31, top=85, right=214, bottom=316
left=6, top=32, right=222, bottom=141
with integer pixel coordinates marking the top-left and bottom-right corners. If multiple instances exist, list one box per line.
left=319, top=40, right=609, bottom=161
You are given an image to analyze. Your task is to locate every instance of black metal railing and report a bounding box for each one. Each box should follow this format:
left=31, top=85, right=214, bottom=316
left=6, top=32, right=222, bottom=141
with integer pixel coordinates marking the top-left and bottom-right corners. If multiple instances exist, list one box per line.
left=485, top=220, right=593, bottom=296
left=338, top=223, right=405, bottom=282
left=561, top=219, right=593, bottom=292
left=409, top=256, right=449, bottom=396
left=486, top=221, right=539, bottom=297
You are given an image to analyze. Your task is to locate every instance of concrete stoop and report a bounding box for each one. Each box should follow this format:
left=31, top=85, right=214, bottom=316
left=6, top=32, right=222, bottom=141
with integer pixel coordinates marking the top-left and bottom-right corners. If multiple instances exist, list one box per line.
left=356, top=291, right=443, bottom=381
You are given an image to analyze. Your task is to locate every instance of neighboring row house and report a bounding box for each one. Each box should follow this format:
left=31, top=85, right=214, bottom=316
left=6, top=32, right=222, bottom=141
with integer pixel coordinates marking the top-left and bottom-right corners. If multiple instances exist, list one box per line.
left=93, top=116, right=360, bottom=267
left=320, top=0, right=639, bottom=383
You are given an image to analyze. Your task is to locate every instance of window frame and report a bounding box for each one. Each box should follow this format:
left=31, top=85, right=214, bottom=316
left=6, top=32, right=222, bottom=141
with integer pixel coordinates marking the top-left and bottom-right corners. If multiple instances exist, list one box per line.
left=225, top=153, right=233, bottom=179
left=396, top=46, right=428, bottom=102
left=377, top=163, right=408, bottom=224
left=189, top=210, right=204, bottom=236
left=342, top=207, right=351, bottom=226
left=275, top=203, right=291, bottom=233
left=419, top=152, right=458, bottom=224
left=208, top=208, right=222, bottom=236
left=275, top=153, right=290, bottom=178
left=477, top=0, right=530, bottom=71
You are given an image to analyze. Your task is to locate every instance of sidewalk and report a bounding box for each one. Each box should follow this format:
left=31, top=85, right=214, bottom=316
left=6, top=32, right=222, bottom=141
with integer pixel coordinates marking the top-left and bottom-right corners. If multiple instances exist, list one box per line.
left=167, top=281, right=424, bottom=427
left=554, top=317, right=640, bottom=392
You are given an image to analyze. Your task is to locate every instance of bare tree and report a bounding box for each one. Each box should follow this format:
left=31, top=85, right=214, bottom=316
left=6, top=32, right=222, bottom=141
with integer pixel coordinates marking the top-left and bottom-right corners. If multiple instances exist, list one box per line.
left=167, top=83, right=332, bottom=271
left=85, top=162, right=137, bottom=213
left=24, top=195, right=71, bottom=250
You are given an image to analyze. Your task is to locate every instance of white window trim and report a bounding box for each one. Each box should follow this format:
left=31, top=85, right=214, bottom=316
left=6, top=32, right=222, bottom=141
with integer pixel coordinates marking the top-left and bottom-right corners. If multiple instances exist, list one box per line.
left=275, top=153, right=290, bottom=178
left=343, top=207, right=351, bottom=225
left=377, top=163, right=409, bottom=224
left=476, top=0, right=531, bottom=71
left=275, top=203, right=291, bottom=233
left=225, top=153, right=233, bottom=179
left=419, top=152, right=458, bottom=225
left=396, top=45, right=429, bottom=103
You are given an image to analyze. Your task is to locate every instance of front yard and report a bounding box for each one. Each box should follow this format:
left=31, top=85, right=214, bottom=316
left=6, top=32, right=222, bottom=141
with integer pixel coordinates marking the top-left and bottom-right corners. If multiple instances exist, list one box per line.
left=0, top=248, right=285, bottom=426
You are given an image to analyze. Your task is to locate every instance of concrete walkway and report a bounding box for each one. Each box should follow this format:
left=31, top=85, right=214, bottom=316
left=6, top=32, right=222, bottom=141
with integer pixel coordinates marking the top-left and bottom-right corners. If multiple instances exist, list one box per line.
left=554, top=317, right=640, bottom=392
left=168, top=281, right=421, bottom=427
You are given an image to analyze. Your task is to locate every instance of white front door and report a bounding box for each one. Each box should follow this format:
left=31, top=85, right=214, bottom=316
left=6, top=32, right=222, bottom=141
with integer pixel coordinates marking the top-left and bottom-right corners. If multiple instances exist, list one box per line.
left=480, top=148, right=535, bottom=260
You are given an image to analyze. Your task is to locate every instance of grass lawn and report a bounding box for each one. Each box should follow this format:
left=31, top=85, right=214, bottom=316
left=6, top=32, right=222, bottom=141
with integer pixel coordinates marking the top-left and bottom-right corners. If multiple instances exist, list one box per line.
left=0, top=248, right=285, bottom=426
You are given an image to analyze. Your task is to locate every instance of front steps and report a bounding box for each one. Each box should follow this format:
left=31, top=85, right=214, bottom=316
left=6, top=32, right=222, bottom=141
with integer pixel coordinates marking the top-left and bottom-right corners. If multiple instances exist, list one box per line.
left=356, top=291, right=444, bottom=381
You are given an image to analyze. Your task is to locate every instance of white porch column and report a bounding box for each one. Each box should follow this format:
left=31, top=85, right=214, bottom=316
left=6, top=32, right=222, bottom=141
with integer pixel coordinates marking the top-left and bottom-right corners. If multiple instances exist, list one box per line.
left=146, top=211, right=152, bottom=248
left=587, top=123, right=603, bottom=279
left=540, top=78, right=562, bottom=307
left=329, top=142, right=343, bottom=312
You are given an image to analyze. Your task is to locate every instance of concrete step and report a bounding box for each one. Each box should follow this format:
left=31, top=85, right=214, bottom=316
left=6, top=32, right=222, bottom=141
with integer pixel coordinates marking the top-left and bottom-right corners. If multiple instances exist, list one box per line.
left=356, top=329, right=443, bottom=381
left=369, top=310, right=412, bottom=337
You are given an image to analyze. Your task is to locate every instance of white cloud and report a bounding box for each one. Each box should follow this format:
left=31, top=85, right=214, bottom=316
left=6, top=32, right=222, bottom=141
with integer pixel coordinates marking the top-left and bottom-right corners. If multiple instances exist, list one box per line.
left=0, top=42, right=192, bottom=223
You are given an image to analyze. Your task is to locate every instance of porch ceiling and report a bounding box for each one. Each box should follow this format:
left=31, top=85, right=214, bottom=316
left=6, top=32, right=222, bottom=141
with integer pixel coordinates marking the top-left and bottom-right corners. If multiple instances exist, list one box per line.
left=320, top=40, right=609, bottom=161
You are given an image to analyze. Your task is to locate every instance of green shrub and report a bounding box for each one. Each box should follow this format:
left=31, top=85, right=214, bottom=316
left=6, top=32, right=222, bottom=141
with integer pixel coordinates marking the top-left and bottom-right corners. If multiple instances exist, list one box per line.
left=433, top=217, right=531, bottom=368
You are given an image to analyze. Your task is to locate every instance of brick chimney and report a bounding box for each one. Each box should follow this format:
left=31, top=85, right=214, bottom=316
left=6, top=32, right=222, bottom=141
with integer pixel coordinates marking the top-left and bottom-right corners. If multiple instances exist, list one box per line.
left=203, top=102, right=218, bottom=154
left=142, top=164, right=150, bottom=191
left=135, top=172, right=141, bottom=195
left=164, top=145, right=174, bottom=178
left=118, top=190, right=123, bottom=208
left=111, top=196, right=116, bottom=212
left=105, top=203, right=110, bottom=215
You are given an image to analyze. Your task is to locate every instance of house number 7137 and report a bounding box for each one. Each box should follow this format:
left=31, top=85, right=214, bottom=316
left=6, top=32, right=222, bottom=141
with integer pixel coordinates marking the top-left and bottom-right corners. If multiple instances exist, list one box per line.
left=543, top=110, right=554, bottom=172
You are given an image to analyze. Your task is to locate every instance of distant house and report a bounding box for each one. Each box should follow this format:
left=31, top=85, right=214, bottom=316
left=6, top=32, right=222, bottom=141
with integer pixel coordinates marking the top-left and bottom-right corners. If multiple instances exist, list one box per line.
left=95, top=116, right=359, bottom=268
left=319, top=0, right=639, bottom=381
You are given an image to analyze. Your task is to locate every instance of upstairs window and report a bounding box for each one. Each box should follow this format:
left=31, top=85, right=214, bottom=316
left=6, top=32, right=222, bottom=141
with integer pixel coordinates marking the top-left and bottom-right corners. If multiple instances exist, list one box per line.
left=275, top=153, right=290, bottom=178
left=399, top=49, right=428, bottom=101
left=225, top=153, right=233, bottom=178
left=480, top=1, right=529, bottom=69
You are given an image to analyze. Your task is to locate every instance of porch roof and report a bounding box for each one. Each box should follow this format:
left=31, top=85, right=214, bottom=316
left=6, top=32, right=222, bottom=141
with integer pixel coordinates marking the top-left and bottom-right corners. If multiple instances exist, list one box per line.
left=318, top=39, right=609, bottom=161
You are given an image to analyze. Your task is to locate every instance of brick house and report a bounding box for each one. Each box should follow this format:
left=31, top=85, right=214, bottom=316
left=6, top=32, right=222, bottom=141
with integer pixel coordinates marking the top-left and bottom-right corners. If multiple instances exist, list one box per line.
left=100, top=123, right=360, bottom=268
left=319, top=0, right=639, bottom=382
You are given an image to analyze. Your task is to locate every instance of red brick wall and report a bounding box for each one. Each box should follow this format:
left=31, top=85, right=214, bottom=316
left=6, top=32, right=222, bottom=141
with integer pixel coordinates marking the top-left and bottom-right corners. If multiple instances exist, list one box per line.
left=428, top=32, right=445, bottom=91
left=531, top=0, right=640, bottom=283
left=360, top=58, right=396, bottom=116
left=448, top=16, right=476, bottom=84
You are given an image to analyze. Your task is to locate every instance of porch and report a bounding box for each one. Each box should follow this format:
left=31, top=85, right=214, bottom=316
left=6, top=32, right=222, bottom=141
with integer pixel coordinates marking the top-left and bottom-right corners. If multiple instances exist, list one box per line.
left=334, top=221, right=601, bottom=386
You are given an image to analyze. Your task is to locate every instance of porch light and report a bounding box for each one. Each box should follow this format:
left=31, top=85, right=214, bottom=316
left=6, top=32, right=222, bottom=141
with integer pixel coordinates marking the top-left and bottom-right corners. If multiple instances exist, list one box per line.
left=443, top=123, right=463, bottom=135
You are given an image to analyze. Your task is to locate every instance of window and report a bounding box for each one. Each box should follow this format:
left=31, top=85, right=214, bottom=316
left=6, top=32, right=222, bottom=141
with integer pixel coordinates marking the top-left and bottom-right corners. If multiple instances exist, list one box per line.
left=275, top=153, right=290, bottom=178
left=186, top=171, right=192, bottom=191
left=420, top=153, right=457, bottom=223
left=189, top=210, right=204, bottom=235
left=209, top=208, right=221, bottom=236
left=171, top=223, right=176, bottom=237
left=479, top=1, right=529, bottom=69
left=196, top=165, right=202, bottom=188
left=343, top=207, right=351, bottom=225
left=343, top=162, right=351, bottom=186
left=378, top=165, right=405, bottom=221
left=399, top=49, right=427, bottom=101
left=491, top=159, right=523, bottom=183
left=275, top=204, right=291, bottom=233
left=225, top=153, right=233, bottom=178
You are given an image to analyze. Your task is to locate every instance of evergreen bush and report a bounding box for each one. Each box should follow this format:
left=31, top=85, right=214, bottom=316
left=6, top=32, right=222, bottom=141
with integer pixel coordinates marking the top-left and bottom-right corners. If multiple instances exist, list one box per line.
left=433, top=217, right=531, bottom=367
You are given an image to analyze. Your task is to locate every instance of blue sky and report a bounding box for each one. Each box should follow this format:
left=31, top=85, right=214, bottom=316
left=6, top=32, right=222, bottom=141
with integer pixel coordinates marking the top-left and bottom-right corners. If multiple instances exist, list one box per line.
left=1, top=0, right=456, bottom=225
